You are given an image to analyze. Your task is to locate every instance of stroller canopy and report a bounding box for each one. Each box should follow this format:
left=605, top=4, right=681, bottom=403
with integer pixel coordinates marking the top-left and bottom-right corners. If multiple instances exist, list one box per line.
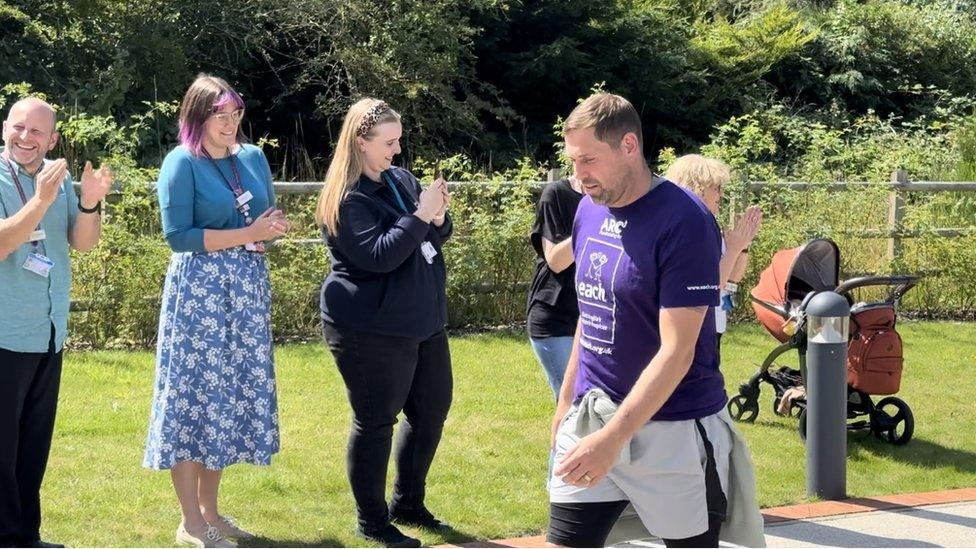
left=751, top=239, right=840, bottom=342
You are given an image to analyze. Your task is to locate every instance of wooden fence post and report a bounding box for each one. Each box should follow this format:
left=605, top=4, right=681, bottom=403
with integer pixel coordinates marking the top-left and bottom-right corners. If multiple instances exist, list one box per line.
left=887, top=170, right=908, bottom=265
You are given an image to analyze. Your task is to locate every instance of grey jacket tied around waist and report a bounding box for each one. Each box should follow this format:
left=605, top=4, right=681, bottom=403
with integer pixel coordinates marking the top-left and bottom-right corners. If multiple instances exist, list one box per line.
left=573, top=388, right=767, bottom=548
left=571, top=388, right=631, bottom=465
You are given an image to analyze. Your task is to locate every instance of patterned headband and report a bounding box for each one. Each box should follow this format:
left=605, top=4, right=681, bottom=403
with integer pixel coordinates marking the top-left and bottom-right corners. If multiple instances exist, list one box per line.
left=357, top=101, right=391, bottom=137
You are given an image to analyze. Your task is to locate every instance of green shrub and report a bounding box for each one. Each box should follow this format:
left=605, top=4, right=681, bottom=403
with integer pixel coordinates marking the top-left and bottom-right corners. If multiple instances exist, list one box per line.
left=43, top=99, right=976, bottom=349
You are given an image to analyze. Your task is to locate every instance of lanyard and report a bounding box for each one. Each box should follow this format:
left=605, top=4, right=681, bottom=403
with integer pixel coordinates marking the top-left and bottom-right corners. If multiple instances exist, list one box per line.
left=2, top=154, right=44, bottom=251
left=203, top=148, right=253, bottom=225
left=381, top=171, right=410, bottom=213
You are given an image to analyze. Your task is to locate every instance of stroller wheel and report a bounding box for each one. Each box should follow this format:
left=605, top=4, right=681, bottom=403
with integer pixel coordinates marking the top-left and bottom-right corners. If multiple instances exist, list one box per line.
left=728, top=394, right=759, bottom=423
left=872, top=397, right=914, bottom=445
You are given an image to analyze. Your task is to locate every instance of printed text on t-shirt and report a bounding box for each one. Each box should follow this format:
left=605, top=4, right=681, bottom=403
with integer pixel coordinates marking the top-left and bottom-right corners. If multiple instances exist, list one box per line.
left=577, top=236, right=624, bottom=348
left=599, top=217, right=628, bottom=239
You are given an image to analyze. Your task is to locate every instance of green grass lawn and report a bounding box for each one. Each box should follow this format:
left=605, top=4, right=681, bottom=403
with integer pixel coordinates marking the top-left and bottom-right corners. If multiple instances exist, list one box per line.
left=44, top=321, right=976, bottom=547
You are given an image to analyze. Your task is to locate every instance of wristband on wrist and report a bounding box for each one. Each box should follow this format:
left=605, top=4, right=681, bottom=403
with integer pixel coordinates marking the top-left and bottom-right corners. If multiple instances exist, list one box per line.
left=725, top=281, right=739, bottom=293
left=79, top=200, right=101, bottom=214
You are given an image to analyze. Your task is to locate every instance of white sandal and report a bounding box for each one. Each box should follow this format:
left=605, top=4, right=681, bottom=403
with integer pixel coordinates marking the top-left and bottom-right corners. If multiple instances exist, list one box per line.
left=176, top=523, right=237, bottom=548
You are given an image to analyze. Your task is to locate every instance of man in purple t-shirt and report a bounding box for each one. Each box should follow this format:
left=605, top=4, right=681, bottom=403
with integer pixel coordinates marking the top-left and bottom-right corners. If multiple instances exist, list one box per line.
left=545, top=94, right=760, bottom=548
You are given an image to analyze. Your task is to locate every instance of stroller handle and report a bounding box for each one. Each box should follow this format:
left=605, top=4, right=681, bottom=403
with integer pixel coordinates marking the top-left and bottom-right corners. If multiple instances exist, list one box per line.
left=834, top=275, right=920, bottom=297
left=751, top=296, right=789, bottom=319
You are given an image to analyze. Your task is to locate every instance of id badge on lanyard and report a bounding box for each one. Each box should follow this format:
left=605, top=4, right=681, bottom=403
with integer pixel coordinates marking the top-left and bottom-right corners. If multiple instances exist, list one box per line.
left=3, top=156, right=55, bottom=276
left=205, top=149, right=265, bottom=253
left=23, top=252, right=53, bottom=277
left=420, top=241, right=438, bottom=264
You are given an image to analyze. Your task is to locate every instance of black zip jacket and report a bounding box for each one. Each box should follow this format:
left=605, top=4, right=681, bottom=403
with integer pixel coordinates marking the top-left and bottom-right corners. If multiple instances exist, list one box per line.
left=320, top=166, right=452, bottom=338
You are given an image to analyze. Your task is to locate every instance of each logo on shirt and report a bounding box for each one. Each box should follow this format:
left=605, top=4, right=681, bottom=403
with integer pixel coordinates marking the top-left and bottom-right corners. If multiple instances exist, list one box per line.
left=585, top=251, right=609, bottom=280
left=599, top=217, right=628, bottom=239
left=577, top=237, right=624, bottom=345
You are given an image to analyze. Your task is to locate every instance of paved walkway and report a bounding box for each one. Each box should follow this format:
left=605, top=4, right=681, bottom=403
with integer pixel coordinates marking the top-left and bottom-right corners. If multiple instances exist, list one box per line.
left=442, top=488, right=976, bottom=548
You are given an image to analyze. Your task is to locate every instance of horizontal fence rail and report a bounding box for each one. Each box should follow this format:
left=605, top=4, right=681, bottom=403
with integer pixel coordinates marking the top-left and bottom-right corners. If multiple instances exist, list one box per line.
left=66, top=173, right=976, bottom=319
left=75, top=173, right=976, bottom=251
left=73, top=179, right=976, bottom=193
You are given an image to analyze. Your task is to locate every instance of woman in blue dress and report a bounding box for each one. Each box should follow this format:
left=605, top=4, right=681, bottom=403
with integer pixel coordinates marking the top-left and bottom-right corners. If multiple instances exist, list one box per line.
left=144, top=74, right=292, bottom=548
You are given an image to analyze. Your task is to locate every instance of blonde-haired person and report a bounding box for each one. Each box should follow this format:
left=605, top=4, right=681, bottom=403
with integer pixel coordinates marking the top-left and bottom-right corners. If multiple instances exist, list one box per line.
left=317, top=99, right=452, bottom=548
left=665, top=154, right=762, bottom=352
left=144, top=74, right=291, bottom=548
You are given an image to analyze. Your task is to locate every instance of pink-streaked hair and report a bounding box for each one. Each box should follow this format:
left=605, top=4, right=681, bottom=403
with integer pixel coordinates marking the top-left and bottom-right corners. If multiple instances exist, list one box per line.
left=177, top=74, right=246, bottom=157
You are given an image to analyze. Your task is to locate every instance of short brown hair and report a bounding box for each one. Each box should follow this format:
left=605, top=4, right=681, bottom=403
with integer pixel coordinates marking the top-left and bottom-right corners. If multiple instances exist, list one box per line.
left=564, top=93, right=643, bottom=150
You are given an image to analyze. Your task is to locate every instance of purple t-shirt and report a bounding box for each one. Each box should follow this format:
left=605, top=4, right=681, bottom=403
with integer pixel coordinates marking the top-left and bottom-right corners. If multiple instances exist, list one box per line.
left=572, top=179, right=726, bottom=421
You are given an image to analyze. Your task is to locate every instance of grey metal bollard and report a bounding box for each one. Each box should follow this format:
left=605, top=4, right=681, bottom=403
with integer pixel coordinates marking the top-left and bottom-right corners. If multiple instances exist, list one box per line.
left=805, top=291, right=850, bottom=499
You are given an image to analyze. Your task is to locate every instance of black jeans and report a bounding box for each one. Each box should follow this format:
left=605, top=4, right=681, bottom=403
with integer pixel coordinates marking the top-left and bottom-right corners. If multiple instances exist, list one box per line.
left=323, top=324, right=453, bottom=529
left=0, top=327, right=63, bottom=547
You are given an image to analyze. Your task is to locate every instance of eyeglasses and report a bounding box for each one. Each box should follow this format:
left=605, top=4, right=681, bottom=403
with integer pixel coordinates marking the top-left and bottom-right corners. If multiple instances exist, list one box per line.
left=210, top=109, right=245, bottom=124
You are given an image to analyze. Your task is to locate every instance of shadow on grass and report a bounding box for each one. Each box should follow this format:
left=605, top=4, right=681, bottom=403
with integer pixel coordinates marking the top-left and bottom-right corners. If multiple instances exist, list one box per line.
left=240, top=524, right=484, bottom=548
left=242, top=536, right=345, bottom=548
left=851, top=437, right=976, bottom=475
left=429, top=524, right=483, bottom=546
left=735, top=417, right=976, bottom=473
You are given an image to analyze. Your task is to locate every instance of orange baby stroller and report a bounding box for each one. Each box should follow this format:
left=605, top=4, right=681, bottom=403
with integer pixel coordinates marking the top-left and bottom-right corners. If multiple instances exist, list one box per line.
left=726, top=238, right=919, bottom=444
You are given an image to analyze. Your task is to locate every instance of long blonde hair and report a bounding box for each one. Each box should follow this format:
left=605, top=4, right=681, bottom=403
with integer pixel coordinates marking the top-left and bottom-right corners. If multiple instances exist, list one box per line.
left=664, top=154, right=731, bottom=199
left=315, top=98, right=401, bottom=234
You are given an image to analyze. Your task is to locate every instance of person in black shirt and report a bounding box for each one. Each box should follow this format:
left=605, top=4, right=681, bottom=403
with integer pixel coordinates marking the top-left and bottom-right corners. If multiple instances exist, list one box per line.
left=316, top=99, right=452, bottom=548
left=526, top=177, right=583, bottom=397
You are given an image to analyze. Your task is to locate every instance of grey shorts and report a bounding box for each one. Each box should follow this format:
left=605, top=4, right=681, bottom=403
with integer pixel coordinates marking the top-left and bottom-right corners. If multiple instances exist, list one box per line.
left=549, top=407, right=733, bottom=540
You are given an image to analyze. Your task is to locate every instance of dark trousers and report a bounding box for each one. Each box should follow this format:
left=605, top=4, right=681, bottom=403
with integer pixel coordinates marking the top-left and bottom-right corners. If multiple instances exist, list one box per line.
left=323, top=325, right=453, bottom=529
left=0, top=328, right=63, bottom=547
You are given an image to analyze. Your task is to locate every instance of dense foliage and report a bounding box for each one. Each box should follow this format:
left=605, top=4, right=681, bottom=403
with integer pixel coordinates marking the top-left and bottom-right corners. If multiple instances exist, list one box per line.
left=5, top=0, right=976, bottom=169
left=3, top=0, right=976, bottom=346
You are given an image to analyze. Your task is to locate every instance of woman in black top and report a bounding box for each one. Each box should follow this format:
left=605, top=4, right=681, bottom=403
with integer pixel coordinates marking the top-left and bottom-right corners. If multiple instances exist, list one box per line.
left=526, top=177, right=583, bottom=397
left=316, top=99, right=452, bottom=548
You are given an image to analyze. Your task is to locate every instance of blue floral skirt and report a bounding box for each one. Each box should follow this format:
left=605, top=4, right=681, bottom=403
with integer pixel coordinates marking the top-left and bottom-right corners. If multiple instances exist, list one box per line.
left=143, top=247, right=280, bottom=470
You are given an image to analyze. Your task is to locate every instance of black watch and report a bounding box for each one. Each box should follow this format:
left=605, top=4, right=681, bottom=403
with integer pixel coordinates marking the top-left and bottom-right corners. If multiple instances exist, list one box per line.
left=79, top=200, right=101, bottom=214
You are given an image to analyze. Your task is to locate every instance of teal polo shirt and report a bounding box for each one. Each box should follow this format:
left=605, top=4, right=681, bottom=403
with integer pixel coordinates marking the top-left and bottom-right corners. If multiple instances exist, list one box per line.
left=0, top=148, right=79, bottom=353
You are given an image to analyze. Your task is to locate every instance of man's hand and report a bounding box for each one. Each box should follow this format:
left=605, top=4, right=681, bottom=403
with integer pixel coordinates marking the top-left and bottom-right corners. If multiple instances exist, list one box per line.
left=553, top=429, right=625, bottom=487
left=79, top=161, right=114, bottom=209
left=34, top=159, right=68, bottom=205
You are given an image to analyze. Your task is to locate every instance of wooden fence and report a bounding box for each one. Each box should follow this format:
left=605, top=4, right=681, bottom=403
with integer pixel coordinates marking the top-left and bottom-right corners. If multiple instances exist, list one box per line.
left=77, top=171, right=976, bottom=257
left=67, top=173, right=975, bottom=314
left=256, top=171, right=976, bottom=259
